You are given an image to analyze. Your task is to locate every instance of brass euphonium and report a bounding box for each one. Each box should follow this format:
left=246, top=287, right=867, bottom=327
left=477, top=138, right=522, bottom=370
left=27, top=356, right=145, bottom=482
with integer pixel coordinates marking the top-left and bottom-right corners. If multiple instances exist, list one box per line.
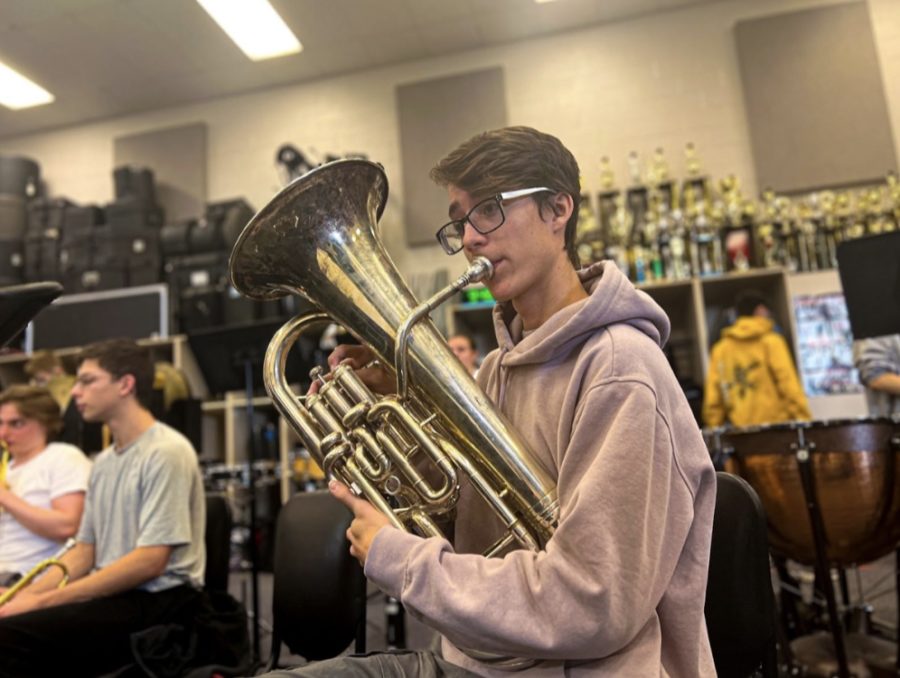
left=229, top=159, right=559, bottom=556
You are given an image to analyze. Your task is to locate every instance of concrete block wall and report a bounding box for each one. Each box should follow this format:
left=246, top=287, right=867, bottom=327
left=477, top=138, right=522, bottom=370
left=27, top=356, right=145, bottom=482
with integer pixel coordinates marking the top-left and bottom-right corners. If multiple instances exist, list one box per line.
left=0, top=0, right=895, bottom=283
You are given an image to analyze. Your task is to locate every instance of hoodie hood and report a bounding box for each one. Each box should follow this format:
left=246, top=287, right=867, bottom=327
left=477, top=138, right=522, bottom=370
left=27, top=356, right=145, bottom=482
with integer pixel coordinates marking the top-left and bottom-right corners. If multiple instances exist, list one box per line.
left=721, top=315, right=773, bottom=341
left=491, top=261, right=671, bottom=368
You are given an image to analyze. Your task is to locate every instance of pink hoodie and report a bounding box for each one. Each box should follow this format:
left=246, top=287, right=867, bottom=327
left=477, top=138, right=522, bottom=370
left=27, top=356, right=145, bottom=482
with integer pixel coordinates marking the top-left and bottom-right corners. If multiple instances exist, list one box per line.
left=365, top=262, right=717, bottom=676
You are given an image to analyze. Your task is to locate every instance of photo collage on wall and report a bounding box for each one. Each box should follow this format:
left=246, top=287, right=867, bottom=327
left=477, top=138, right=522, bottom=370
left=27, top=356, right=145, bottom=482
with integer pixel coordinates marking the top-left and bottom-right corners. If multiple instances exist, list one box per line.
left=793, top=293, right=862, bottom=396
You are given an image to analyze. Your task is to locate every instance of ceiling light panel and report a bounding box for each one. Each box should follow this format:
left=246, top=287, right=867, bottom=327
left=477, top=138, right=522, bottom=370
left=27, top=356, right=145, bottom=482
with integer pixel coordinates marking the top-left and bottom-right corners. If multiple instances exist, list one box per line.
left=0, top=60, right=55, bottom=110
left=196, top=0, right=302, bottom=61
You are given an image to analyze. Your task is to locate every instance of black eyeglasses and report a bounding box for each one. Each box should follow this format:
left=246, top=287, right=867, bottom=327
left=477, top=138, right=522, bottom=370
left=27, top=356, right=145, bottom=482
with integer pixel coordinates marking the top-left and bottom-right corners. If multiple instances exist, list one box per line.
left=435, top=187, right=552, bottom=255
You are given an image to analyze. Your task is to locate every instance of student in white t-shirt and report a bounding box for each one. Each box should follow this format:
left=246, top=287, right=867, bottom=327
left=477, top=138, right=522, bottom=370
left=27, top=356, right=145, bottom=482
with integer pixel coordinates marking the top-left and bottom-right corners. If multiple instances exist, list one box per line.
left=0, top=385, right=90, bottom=583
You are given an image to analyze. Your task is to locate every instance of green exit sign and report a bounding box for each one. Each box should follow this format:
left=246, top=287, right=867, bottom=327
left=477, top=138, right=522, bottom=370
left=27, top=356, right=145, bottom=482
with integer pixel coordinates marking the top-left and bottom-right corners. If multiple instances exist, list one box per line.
left=462, top=287, right=494, bottom=304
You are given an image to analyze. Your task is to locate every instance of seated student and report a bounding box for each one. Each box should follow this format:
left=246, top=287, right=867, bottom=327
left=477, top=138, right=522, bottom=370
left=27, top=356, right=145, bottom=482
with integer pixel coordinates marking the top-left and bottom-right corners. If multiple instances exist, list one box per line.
left=24, top=349, right=104, bottom=455
left=272, top=126, right=716, bottom=676
left=853, top=333, right=900, bottom=416
left=0, top=338, right=206, bottom=678
left=0, top=385, right=91, bottom=587
left=447, top=334, right=480, bottom=376
left=23, top=350, right=76, bottom=412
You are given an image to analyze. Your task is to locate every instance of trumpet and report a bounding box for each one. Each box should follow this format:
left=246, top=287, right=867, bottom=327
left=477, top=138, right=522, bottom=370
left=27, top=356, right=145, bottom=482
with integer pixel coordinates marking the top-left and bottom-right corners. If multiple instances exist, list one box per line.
left=0, top=539, right=76, bottom=607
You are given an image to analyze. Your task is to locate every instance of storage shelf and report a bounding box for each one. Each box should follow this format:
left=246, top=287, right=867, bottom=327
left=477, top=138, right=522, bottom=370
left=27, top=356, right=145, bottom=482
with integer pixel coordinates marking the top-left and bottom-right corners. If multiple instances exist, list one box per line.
left=201, top=395, right=273, bottom=412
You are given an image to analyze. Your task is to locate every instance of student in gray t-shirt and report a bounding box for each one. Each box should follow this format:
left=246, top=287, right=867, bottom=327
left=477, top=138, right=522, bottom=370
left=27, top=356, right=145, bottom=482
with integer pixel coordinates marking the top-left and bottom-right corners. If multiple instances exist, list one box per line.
left=854, top=333, right=900, bottom=416
left=77, top=420, right=205, bottom=591
left=0, top=339, right=206, bottom=678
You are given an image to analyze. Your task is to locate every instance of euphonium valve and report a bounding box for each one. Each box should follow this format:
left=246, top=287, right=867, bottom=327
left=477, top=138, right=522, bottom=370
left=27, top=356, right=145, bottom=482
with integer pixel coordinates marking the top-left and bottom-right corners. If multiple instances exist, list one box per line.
left=230, top=159, right=558, bottom=556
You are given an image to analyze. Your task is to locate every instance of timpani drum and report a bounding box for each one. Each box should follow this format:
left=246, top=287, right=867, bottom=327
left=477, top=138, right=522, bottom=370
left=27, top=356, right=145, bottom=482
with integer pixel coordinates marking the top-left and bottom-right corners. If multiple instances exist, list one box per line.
left=721, top=417, right=900, bottom=567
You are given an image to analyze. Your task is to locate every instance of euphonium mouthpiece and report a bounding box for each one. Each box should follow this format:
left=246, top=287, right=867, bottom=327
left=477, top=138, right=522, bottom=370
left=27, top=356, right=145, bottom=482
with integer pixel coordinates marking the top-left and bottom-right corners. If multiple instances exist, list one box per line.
left=466, top=256, right=494, bottom=284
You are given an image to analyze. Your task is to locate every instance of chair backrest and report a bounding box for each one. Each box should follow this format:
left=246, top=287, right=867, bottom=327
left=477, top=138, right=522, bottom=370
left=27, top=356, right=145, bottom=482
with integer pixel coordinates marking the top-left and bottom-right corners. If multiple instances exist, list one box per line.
left=204, top=493, right=233, bottom=592
left=705, top=472, right=778, bottom=678
left=271, top=490, right=366, bottom=661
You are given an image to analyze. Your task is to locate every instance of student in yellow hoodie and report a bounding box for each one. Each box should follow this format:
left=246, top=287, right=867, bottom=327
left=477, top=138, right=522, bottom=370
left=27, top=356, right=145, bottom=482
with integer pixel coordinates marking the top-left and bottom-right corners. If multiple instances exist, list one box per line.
left=703, top=291, right=811, bottom=428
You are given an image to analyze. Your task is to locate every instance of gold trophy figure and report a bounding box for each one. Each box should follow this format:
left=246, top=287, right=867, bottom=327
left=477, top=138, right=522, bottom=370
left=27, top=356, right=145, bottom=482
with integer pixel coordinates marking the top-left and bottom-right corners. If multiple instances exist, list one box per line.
left=599, top=156, right=615, bottom=192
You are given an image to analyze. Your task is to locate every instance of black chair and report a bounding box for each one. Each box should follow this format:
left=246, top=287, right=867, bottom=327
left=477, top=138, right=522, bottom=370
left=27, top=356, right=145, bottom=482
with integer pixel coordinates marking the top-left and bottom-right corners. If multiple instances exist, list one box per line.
left=705, top=472, right=779, bottom=678
left=265, top=490, right=367, bottom=670
left=205, top=493, right=233, bottom=593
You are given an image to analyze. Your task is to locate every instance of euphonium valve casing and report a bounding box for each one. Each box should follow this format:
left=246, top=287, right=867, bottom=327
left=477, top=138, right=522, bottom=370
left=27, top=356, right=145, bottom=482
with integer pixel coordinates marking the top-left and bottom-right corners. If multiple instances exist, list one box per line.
left=230, top=159, right=558, bottom=551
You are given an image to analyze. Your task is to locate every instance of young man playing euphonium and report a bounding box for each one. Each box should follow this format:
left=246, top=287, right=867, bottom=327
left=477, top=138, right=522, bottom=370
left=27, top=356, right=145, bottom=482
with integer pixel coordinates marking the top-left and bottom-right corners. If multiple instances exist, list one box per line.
left=266, top=126, right=717, bottom=677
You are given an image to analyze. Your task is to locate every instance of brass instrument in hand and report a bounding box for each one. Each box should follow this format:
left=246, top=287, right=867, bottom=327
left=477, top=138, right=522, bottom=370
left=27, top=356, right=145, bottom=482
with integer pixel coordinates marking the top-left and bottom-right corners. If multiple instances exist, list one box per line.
left=0, top=538, right=76, bottom=607
left=229, top=159, right=559, bottom=557
left=0, top=441, right=8, bottom=488
left=0, top=441, right=8, bottom=516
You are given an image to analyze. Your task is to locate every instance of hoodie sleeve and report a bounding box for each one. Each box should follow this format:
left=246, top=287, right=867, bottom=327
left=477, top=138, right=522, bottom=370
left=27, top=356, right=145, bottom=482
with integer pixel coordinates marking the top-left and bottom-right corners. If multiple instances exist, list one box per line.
left=702, top=344, right=727, bottom=427
left=364, top=380, right=700, bottom=660
left=765, top=334, right=811, bottom=421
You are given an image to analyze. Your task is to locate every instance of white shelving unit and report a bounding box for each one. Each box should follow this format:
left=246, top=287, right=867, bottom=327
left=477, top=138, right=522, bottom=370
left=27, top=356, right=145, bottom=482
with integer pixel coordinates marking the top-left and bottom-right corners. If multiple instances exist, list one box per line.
left=200, top=393, right=293, bottom=503
left=448, top=267, right=867, bottom=421
left=0, top=334, right=207, bottom=398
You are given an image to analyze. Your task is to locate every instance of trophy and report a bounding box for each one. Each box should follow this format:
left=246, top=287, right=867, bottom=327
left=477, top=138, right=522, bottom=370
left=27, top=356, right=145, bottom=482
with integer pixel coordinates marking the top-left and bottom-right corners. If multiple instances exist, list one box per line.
left=718, top=175, right=752, bottom=271
left=596, top=156, right=620, bottom=247
left=686, top=184, right=723, bottom=276
left=887, top=171, right=900, bottom=229
left=649, top=147, right=675, bottom=212
left=682, top=142, right=710, bottom=206
left=642, top=194, right=663, bottom=282
left=625, top=151, right=650, bottom=254
left=667, top=205, right=691, bottom=280
left=817, top=191, right=839, bottom=269
left=605, top=193, right=633, bottom=279
left=574, top=192, right=603, bottom=266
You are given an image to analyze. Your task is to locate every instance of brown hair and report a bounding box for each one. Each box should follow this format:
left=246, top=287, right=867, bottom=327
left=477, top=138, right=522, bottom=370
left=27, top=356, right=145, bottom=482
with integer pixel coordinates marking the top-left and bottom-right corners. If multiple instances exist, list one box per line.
left=0, top=384, right=64, bottom=439
left=23, top=350, right=63, bottom=378
left=430, top=126, right=582, bottom=268
left=448, top=334, right=475, bottom=351
left=735, top=290, right=769, bottom=318
left=77, top=338, right=154, bottom=409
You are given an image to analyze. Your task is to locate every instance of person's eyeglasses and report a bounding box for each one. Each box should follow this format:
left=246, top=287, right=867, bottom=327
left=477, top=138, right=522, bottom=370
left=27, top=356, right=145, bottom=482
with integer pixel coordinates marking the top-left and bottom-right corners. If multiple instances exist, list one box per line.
left=435, top=187, right=552, bottom=255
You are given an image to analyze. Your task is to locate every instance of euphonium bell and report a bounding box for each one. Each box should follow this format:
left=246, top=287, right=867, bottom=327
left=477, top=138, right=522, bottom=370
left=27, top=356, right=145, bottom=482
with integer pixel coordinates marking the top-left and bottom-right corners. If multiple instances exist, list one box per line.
left=229, top=159, right=558, bottom=555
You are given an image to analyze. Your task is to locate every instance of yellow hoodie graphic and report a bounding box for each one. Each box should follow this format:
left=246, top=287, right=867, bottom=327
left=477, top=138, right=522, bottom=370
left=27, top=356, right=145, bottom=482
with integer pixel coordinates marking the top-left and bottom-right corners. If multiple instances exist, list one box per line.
left=703, top=316, right=812, bottom=427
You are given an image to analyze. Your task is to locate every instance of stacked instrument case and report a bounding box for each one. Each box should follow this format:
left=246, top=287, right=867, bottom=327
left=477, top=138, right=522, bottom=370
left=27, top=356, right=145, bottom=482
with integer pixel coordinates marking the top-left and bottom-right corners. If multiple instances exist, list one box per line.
left=1, top=155, right=289, bottom=335
left=96, top=165, right=165, bottom=291
left=23, top=165, right=165, bottom=294
left=163, top=198, right=263, bottom=332
left=0, top=194, right=27, bottom=285
left=0, top=156, right=42, bottom=286
left=24, top=198, right=73, bottom=285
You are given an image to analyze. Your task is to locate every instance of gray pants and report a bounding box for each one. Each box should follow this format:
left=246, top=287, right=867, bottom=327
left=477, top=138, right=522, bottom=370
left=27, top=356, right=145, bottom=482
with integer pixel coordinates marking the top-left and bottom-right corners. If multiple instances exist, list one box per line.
left=258, top=650, right=477, bottom=677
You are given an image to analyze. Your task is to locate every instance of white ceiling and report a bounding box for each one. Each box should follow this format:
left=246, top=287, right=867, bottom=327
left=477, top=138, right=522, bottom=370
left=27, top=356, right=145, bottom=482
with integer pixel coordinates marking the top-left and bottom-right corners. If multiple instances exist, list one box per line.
left=0, top=0, right=724, bottom=140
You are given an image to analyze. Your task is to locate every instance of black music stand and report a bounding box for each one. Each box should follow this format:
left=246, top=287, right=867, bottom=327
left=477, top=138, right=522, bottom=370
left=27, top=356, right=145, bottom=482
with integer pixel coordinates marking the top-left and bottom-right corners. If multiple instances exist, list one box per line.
left=187, top=319, right=317, bottom=661
left=0, top=282, right=63, bottom=349
left=836, top=231, right=900, bottom=339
